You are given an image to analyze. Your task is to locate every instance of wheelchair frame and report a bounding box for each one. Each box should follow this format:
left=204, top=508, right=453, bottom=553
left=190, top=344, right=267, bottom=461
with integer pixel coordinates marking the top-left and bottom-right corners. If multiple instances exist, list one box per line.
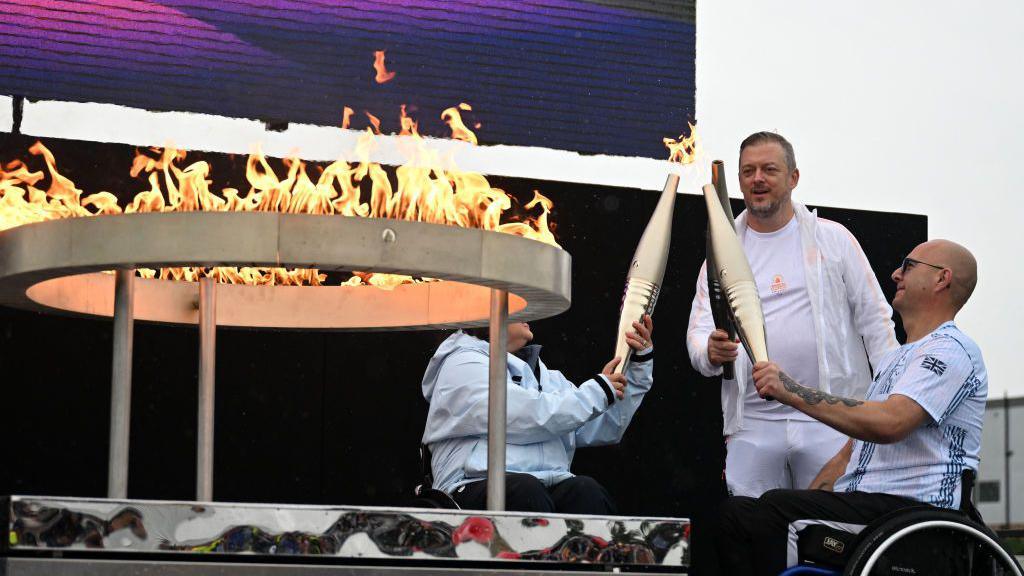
left=785, top=470, right=1024, bottom=576
left=849, top=517, right=1022, bottom=575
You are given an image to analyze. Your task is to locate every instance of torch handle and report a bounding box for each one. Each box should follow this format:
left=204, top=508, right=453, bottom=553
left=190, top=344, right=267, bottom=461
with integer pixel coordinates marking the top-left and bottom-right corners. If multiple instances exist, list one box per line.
left=612, top=278, right=658, bottom=376
left=706, top=252, right=736, bottom=381
left=722, top=321, right=737, bottom=379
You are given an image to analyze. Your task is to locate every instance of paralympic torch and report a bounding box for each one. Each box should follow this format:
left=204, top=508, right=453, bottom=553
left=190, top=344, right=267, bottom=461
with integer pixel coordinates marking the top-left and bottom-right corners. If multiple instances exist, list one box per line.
left=703, top=183, right=769, bottom=370
left=612, top=174, right=679, bottom=374
left=707, top=160, right=738, bottom=380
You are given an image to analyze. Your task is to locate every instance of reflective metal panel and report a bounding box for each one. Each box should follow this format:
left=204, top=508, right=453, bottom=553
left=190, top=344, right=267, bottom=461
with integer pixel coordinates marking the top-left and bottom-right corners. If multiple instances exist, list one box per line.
left=3, top=496, right=689, bottom=569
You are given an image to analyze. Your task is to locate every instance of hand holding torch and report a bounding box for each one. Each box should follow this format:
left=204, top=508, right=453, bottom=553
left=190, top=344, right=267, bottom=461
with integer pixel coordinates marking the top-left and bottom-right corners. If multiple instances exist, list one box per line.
left=707, top=160, right=738, bottom=379
left=703, top=183, right=770, bottom=387
left=611, top=174, right=679, bottom=375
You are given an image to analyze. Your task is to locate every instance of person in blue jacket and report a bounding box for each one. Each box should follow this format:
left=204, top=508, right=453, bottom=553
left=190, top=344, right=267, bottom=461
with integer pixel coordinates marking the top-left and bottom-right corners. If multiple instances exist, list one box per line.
left=421, top=316, right=654, bottom=514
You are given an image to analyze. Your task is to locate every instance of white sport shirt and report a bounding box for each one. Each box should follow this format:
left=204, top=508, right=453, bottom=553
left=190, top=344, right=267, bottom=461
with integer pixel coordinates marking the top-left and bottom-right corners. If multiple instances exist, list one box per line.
left=742, top=217, right=819, bottom=420
left=835, top=321, right=986, bottom=509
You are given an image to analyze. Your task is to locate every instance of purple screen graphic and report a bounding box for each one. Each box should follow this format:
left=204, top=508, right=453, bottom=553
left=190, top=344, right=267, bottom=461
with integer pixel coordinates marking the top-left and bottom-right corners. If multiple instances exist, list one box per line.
left=0, top=0, right=694, bottom=158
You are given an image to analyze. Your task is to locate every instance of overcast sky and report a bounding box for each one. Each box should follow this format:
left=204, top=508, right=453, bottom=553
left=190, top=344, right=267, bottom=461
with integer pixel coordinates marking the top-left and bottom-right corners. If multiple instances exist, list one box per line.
left=695, top=0, right=1024, bottom=398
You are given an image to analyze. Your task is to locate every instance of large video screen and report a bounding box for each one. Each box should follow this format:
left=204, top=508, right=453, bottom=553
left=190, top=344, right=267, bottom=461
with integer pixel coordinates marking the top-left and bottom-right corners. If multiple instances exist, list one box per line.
left=0, top=0, right=694, bottom=158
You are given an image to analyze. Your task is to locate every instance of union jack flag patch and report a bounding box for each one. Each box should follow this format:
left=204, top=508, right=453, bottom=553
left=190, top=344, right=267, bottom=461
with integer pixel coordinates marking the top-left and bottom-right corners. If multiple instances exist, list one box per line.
left=921, top=356, right=947, bottom=376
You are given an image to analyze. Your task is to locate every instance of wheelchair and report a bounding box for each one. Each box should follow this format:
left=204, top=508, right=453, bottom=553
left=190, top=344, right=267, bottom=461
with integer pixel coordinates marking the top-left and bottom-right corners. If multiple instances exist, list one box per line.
left=781, top=470, right=1023, bottom=575
left=408, top=444, right=461, bottom=510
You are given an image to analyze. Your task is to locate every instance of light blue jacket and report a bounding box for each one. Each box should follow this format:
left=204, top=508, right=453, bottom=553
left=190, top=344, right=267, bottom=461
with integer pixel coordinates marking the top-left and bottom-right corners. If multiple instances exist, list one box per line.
left=421, top=331, right=654, bottom=495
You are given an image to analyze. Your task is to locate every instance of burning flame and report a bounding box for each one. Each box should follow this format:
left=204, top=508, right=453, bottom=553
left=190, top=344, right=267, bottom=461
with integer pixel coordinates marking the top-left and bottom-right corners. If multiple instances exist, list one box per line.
left=0, top=105, right=559, bottom=288
left=663, top=122, right=700, bottom=164
left=399, top=104, right=417, bottom=136
left=365, top=111, right=383, bottom=135
left=441, top=103, right=478, bottom=146
left=373, top=50, right=396, bottom=84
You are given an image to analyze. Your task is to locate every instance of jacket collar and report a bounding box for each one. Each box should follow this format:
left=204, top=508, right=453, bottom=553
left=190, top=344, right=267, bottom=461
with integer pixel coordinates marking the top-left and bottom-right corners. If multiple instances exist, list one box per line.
left=515, top=344, right=544, bottom=381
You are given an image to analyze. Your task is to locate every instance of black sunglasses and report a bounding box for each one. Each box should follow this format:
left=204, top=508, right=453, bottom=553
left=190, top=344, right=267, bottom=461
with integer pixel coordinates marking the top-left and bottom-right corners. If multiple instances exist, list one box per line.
left=901, top=257, right=945, bottom=275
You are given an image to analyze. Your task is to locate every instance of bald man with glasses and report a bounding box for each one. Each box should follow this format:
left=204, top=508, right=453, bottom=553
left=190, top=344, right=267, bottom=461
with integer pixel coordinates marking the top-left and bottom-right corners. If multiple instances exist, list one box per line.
left=712, top=239, right=986, bottom=576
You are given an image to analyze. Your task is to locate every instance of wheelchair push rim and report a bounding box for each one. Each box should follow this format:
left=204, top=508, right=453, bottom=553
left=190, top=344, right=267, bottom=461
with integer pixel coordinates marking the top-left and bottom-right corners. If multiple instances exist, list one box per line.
left=856, top=519, right=1022, bottom=576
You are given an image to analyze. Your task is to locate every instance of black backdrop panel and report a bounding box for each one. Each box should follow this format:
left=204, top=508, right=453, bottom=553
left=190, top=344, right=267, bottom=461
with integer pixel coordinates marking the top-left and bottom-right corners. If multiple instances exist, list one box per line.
left=0, top=133, right=925, bottom=518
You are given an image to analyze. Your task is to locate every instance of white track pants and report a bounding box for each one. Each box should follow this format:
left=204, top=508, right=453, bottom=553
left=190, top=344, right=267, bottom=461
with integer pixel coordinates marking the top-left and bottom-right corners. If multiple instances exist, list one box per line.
left=725, top=418, right=848, bottom=498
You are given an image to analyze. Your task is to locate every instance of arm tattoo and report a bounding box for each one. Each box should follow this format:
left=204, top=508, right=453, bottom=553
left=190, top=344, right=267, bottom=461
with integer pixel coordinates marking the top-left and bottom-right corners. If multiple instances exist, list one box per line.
left=780, top=371, right=864, bottom=407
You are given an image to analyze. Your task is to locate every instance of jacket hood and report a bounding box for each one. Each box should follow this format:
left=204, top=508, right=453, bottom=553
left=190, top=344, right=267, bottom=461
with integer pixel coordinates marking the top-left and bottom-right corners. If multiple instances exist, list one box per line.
left=421, top=333, right=545, bottom=403
left=422, top=331, right=488, bottom=402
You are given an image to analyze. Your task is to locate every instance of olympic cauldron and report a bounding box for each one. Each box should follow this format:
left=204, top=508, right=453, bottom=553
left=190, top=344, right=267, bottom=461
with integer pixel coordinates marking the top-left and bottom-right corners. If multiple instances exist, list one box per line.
left=0, top=192, right=690, bottom=573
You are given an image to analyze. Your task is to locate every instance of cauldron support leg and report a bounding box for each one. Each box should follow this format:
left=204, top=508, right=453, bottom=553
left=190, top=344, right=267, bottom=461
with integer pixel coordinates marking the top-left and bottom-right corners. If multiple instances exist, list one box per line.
left=108, top=269, right=135, bottom=499
left=486, top=289, right=508, bottom=511
left=197, top=277, right=217, bottom=501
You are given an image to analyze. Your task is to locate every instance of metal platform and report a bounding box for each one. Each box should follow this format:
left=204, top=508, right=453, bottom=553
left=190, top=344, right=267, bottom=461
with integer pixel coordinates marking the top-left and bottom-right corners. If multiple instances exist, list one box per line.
left=2, top=496, right=690, bottom=574
left=0, top=557, right=669, bottom=576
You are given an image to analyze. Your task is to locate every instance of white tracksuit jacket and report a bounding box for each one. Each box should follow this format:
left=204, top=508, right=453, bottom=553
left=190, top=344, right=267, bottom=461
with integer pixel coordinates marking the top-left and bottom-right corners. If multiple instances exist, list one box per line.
left=686, top=202, right=898, bottom=435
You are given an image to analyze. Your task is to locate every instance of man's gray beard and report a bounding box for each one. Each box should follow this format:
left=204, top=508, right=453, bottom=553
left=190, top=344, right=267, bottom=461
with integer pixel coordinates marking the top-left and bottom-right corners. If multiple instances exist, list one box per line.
left=745, top=198, right=780, bottom=219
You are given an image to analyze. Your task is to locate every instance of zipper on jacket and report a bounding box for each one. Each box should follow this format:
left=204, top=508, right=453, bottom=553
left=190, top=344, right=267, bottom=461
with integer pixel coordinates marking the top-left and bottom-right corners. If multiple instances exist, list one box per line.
left=817, top=238, right=832, bottom=393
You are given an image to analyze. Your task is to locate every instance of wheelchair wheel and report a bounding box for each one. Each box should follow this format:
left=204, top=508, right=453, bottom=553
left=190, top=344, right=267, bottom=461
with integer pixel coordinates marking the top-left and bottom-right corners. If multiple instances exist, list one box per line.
left=843, top=508, right=1022, bottom=576
left=409, top=487, right=461, bottom=510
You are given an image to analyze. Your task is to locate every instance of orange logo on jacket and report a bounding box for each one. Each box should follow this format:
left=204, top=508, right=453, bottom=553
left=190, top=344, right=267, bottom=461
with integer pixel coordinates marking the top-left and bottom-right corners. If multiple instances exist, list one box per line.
left=770, top=274, right=787, bottom=294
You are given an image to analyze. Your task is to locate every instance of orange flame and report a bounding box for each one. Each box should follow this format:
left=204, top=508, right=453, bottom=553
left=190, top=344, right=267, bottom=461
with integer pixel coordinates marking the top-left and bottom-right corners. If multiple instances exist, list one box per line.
left=664, top=122, right=700, bottom=164
left=365, top=111, right=382, bottom=135
left=341, top=107, right=354, bottom=130
left=0, top=105, right=560, bottom=288
left=373, top=50, right=396, bottom=84
left=441, top=103, right=478, bottom=145
left=399, top=104, right=418, bottom=136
